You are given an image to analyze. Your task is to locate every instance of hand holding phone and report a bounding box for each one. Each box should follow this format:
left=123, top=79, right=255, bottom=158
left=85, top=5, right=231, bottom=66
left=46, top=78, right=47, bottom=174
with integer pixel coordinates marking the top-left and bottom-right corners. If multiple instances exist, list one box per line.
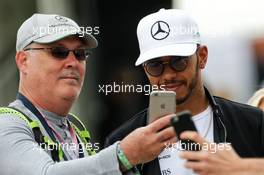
left=171, top=111, right=200, bottom=151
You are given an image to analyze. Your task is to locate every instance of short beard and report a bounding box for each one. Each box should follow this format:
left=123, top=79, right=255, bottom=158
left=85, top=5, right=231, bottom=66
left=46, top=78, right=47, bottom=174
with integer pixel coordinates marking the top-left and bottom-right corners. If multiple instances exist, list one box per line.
left=176, top=60, right=199, bottom=105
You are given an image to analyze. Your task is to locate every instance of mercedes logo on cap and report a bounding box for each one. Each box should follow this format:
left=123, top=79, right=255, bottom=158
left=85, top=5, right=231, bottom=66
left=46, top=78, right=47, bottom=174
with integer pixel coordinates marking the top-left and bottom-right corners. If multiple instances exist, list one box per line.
left=151, top=21, right=170, bottom=40
left=54, top=15, right=68, bottom=22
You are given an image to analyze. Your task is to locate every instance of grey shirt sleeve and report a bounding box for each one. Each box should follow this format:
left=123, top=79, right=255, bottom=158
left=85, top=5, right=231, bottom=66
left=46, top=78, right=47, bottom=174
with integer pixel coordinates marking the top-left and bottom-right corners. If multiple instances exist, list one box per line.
left=0, top=115, right=122, bottom=175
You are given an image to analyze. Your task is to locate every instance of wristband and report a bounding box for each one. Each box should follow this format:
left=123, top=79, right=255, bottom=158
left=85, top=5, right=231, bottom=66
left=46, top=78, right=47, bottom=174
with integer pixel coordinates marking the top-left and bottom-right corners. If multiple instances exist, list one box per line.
left=116, top=142, right=133, bottom=171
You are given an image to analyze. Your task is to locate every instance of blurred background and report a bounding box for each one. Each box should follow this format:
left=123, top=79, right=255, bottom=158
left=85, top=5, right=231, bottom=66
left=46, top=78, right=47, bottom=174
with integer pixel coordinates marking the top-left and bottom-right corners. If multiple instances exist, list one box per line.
left=1, top=0, right=264, bottom=148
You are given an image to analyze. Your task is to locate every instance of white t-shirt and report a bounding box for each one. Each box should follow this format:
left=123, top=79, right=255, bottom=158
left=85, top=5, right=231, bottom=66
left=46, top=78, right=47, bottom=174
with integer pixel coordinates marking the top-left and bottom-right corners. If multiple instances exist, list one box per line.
left=158, top=106, right=214, bottom=175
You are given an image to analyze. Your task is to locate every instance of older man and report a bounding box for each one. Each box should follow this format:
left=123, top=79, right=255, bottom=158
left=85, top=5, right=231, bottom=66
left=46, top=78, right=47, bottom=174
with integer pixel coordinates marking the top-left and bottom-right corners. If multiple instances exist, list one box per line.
left=105, top=9, right=264, bottom=175
left=0, top=13, right=176, bottom=175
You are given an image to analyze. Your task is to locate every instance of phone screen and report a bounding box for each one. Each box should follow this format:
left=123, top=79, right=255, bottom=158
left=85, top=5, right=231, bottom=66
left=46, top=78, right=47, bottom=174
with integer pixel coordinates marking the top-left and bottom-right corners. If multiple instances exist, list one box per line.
left=171, top=111, right=200, bottom=151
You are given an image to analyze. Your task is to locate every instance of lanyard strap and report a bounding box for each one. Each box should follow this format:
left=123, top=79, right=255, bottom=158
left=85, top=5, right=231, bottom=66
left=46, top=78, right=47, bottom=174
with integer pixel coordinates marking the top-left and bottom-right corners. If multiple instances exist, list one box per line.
left=16, top=93, right=84, bottom=159
left=17, top=93, right=57, bottom=142
left=45, top=119, right=78, bottom=144
left=45, top=119, right=80, bottom=158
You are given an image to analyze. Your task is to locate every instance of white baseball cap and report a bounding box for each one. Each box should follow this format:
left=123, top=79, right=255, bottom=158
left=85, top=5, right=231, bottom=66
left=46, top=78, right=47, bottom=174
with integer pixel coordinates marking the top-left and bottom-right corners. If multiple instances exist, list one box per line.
left=135, top=9, right=201, bottom=66
left=16, top=13, right=98, bottom=51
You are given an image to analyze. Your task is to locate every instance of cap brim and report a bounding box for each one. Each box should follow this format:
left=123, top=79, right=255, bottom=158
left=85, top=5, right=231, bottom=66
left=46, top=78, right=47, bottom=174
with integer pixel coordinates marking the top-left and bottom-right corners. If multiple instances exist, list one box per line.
left=135, top=43, right=197, bottom=66
left=33, top=32, right=98, bottom=48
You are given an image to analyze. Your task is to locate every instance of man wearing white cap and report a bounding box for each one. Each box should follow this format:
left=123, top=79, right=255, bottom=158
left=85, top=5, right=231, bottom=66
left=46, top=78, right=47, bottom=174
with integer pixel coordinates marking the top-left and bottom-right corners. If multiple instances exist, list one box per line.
left=0, top=13, right=177, bottom=175
left=105, top=9, right=264, bottom=175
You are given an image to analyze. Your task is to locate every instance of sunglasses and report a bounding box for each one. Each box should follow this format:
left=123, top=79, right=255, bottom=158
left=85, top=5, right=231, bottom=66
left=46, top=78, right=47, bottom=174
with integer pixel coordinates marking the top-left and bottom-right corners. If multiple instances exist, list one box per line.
left=143, top=56, right=190, bottom=77
left=24, top=47, right=92, bottom=61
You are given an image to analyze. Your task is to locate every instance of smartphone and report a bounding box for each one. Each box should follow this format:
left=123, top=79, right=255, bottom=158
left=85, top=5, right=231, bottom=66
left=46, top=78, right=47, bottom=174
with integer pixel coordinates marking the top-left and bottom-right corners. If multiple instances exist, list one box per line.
left=171, top=110, right=200, bottom=151
left=148, top=91, right=176, bottom=124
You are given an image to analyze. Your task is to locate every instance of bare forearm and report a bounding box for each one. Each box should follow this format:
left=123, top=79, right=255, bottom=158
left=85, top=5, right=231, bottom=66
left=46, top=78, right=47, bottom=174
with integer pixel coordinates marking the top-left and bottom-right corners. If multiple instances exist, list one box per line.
left=242, top=159, right=264, bottom=175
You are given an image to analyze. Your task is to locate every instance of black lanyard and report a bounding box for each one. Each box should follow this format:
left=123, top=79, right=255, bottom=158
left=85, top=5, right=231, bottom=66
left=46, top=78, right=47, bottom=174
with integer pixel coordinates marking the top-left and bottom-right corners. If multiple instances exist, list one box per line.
left=17, top=93, right=84, bottom=159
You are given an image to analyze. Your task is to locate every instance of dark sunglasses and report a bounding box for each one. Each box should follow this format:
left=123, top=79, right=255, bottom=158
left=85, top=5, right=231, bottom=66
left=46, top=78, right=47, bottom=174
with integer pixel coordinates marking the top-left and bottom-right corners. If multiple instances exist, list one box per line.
left=24, top=47, right=92, bottom=61
left=143, top=56, right=190, bottom=77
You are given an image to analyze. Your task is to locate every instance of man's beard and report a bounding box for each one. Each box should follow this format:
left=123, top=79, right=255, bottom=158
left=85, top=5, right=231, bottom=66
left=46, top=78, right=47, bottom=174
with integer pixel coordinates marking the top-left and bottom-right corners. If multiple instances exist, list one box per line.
left=176, top=62, right=199, bottom=105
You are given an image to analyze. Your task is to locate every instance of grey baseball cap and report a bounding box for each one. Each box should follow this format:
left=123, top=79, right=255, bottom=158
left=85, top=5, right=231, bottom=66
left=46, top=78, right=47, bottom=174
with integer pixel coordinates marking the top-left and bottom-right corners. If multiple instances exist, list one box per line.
left=16, top=13, right=98, bottom=51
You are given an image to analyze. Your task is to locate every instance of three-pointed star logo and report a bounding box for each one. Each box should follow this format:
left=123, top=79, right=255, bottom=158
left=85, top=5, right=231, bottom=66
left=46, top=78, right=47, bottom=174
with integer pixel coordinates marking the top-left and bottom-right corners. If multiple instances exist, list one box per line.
left=151, top=21, right=170, bottom=40
left=54, top=15, right=68, bottom=22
